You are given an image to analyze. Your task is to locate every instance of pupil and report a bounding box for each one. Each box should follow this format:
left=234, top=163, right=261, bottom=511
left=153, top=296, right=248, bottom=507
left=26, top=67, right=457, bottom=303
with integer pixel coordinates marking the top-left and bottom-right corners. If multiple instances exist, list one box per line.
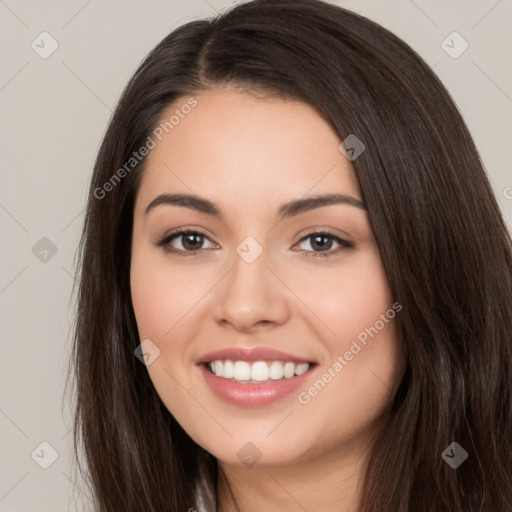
left=312, top=235, right=332, bottom=251
left=184, top=233, right=202, bottom=250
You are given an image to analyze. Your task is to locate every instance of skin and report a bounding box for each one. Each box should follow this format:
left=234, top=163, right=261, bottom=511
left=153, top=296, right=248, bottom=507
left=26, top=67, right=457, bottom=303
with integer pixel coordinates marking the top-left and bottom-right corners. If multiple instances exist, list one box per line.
left=130, top=88, right=399, bottom=511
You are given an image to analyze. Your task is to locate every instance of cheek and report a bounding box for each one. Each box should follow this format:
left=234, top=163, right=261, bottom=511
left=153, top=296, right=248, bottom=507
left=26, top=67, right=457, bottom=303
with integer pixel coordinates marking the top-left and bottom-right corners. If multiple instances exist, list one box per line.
left=295, top=248, right=393, bottom=344
left=130, top=248, right=207, bottom=340
left=292, top=265, right=398, bottom=451
left=295, top=321, right=398, bottom=458
left=129, top=250, right=206, bottom=423
left=129, top=247, right=213, bottom=396
left=292, top=248, right=398, bottom=416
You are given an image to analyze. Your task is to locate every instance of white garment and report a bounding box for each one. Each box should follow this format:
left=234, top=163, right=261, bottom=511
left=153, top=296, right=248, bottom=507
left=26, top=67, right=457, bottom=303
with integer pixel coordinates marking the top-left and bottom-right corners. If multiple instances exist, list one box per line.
left=195, top=484, right=211, bottom=512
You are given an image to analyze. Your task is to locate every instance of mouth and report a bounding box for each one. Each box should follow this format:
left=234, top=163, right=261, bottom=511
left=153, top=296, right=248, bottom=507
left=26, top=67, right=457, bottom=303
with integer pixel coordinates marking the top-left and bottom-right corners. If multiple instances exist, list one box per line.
left=197, top=356, right=318, bottom=407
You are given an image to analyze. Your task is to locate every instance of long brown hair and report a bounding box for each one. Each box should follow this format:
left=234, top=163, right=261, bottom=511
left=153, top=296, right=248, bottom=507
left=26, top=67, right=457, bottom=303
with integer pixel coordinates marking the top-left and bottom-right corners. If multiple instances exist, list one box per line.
left=65, top=0, right=512, bottom=510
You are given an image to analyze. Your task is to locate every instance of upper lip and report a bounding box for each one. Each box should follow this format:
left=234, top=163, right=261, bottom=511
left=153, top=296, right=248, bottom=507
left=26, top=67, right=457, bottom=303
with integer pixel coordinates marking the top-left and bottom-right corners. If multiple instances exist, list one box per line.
left=196, top=346, right=316, bottom=365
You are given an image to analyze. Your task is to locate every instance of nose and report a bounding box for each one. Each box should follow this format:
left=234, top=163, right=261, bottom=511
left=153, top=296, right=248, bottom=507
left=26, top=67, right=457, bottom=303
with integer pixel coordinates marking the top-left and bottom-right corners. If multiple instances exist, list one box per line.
left=213, top=245, right=291, bottom=333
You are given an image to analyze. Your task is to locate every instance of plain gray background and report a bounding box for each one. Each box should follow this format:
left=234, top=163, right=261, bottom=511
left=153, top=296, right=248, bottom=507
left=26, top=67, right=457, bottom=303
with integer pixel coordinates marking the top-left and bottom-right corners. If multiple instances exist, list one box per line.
left=1, top=0, right=511, bottom=510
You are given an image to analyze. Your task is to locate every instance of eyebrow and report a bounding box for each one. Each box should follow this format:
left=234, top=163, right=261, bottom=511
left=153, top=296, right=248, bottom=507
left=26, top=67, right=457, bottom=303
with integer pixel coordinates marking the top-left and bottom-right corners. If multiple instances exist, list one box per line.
left=144, top=192, right=367, bottom=219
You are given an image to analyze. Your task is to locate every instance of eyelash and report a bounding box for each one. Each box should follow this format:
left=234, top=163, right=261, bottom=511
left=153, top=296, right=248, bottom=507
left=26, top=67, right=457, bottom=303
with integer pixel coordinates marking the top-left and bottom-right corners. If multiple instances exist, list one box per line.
left=155, top=229, right=354, bottom=258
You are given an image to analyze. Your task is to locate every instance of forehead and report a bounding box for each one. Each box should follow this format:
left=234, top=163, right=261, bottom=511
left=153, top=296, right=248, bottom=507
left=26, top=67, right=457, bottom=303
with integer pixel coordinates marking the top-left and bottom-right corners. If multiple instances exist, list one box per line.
left=135, top=89, right=361, bottom=213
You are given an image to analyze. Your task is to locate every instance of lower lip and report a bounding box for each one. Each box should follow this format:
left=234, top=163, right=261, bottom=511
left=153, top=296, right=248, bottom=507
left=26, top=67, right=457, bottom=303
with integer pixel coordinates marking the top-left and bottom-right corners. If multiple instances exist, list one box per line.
left=198, top=363, right=316, bottom=407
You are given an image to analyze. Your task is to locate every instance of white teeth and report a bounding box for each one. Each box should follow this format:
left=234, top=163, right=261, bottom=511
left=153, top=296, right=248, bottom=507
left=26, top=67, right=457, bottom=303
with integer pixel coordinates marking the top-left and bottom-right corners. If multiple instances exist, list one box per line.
left=208, top=359, right=311, bottom=382
left=295, top=363, right=309, bottom=376
left=283, top=362, right=295, bottom=379
left=251, top=361, right=269, bottom=381
left=269, top=361, right=284, bottom=380
left=233, top=361, right=251, bottom=381
left=223, top=360, right=234, bottom=379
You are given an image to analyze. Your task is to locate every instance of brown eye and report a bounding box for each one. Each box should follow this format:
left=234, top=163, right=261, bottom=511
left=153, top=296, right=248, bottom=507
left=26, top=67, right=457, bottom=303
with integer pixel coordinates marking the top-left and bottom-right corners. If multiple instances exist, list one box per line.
left=156, top=230, right=216, bottom=256
left=295, top=232, right=353, bottom=258
left=179, top=232, right=205, bottom=251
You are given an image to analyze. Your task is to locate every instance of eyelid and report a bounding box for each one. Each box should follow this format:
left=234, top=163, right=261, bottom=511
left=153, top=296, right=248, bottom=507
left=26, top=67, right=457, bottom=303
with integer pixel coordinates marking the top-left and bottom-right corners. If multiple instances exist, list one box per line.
left=299, top=226, right=353, bottom=242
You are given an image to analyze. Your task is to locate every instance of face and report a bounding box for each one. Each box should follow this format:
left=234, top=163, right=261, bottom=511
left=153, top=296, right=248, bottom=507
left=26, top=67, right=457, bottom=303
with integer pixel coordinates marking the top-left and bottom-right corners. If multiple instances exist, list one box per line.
left=130, top=88, right=399, bottom=468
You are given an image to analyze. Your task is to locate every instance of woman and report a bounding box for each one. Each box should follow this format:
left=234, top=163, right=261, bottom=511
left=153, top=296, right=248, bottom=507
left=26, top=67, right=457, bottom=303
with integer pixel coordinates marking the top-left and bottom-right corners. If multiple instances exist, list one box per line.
left=66, top=0, right=512, bottom=510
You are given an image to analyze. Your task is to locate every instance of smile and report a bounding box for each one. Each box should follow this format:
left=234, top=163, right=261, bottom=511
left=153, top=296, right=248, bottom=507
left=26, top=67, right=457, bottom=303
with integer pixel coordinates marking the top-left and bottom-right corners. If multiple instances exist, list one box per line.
left=196, top=346, right=318, bottom=406
left=199, top=360, right=317, bottom=407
